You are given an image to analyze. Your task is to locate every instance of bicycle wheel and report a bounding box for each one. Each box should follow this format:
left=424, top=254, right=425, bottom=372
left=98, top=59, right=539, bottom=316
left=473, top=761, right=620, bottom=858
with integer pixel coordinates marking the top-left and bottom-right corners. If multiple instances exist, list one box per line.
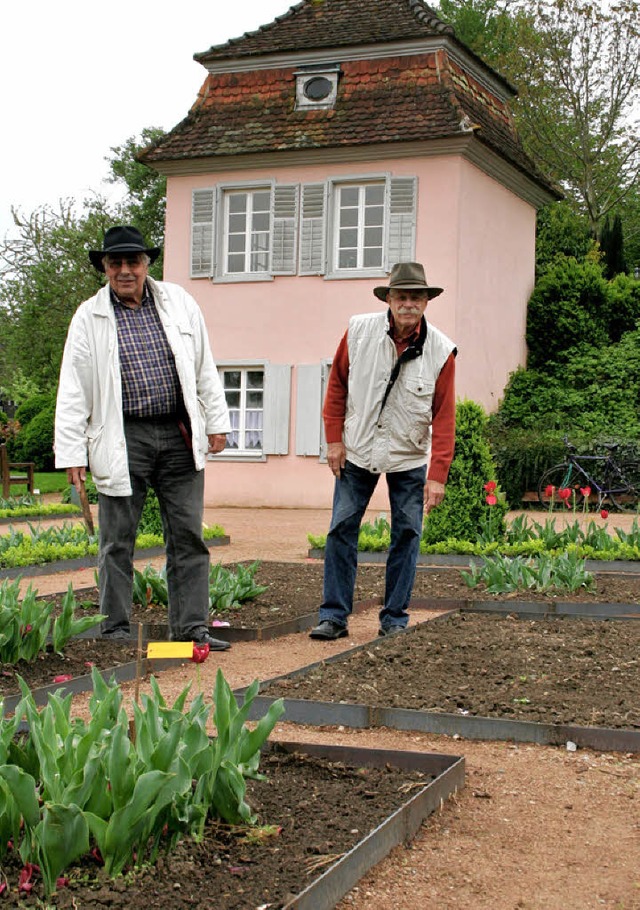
left=537, top=464, right=586, bottom=510
left=609, top=461, right=640, bottom=512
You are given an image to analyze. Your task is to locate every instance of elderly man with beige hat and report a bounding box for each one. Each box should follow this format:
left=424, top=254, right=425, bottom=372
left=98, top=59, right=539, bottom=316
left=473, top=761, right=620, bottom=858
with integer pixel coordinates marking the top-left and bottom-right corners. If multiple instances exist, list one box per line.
left=310, top=261, right=457, bottom=641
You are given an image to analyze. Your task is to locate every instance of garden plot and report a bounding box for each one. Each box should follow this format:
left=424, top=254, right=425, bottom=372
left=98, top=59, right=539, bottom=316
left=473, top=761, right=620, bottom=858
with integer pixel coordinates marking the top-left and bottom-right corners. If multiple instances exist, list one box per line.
left=245, top=611, right=640, bottom=752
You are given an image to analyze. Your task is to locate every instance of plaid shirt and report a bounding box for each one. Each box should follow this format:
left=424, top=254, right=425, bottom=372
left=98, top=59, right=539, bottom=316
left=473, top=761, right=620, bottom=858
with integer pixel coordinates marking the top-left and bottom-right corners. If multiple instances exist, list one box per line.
left=111, top=283, right=181, bottom=417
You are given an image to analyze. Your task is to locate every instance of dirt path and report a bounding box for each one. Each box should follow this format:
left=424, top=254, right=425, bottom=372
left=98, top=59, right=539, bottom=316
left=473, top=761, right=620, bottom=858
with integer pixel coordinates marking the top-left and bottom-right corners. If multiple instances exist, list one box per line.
left=4, top=505, right=640, bottom=908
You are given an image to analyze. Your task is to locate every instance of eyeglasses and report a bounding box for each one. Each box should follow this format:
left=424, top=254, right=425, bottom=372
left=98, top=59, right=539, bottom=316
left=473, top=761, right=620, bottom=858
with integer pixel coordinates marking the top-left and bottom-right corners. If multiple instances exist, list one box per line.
left=389, top=290, right=428, bottom=302
left=104, top=256, right=145, bottom=269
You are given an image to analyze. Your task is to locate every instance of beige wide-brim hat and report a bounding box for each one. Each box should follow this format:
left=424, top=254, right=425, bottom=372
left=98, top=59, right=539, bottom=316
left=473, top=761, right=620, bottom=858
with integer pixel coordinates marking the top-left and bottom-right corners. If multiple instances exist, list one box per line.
left=373, top=262, right=443, bottom=301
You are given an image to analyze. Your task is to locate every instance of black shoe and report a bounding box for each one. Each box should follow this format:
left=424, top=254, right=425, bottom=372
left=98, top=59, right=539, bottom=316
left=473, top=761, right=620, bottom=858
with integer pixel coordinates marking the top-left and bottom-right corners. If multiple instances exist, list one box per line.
left=309, top=620, right=348, bottom=640
left=102, top=629, right=131, bottom=641
left=190, top=632, right=231, bottom=651
left=378, top=625, right=404, bottom=637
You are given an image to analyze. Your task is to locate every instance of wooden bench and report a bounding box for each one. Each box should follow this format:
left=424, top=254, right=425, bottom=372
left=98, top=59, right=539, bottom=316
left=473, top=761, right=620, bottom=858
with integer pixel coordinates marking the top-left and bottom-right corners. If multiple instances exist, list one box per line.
left=0, top=443, right=35, bottom=498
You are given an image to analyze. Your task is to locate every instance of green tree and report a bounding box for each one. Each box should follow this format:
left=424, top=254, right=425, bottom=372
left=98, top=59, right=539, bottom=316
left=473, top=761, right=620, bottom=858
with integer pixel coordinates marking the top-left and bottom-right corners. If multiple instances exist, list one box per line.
left=438, top=0, right=640, bottom=238
left=599, top=214, right=627, bottom=279
left=0, top=198, right=114, bottom=392
left=535, top=202, right=593, bottom=277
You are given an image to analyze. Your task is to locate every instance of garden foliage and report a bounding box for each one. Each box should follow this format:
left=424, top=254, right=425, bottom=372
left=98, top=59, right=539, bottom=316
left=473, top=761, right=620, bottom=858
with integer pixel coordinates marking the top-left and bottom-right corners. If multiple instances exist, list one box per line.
left=0, top=579, right=101, bottom=664
left=132, top=561, right=267, bottom=613
left=422, top=399, right=508, bottom=543
left=0, top=669, right=284, bottom=895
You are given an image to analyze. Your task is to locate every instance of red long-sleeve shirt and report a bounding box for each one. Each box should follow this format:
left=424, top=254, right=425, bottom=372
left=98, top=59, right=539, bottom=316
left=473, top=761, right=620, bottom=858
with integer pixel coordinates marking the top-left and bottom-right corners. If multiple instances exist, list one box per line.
left=323, top=324, right=456, bottom=485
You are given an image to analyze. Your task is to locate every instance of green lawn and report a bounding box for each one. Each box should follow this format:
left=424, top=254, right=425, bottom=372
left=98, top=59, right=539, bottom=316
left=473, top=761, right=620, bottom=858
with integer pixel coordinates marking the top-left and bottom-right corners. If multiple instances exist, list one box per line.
left=14, top=472, right=73, bottom=496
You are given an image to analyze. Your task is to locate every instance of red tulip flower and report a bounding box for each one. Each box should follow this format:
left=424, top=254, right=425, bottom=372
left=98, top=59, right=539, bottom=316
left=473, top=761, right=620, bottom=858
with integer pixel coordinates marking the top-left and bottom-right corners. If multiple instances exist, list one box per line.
left=579, top=486, right=591, bottom=498
left=192, top=642, right=210, bottom=664
left=483, top=481, right=497, bottom=493
left=485, top=494, right=498, bottom=506
left=557, top=488, right=572, bottom=501
left=600, top=509, right=609, bottom=519
left=544, top=485, right=555, bottom=497
left=53, top=674, right=73, bottom=684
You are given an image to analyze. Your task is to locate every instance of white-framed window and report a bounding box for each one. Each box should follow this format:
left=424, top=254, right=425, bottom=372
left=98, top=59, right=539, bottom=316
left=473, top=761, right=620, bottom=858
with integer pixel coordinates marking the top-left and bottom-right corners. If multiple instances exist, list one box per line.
left=220, top=367, right=264, bottom=454
left=333, top=182, right=385, bottom=271
left=224, top=188, right=271, bottom=275
left=191, top=175, right=416, bottom=281
left=215, top=362, right=292, bottom=458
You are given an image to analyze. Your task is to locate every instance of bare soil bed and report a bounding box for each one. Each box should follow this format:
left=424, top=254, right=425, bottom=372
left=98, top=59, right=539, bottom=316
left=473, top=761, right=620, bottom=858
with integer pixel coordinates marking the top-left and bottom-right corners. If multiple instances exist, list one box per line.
left=0, top=746, right=435, bottom=909
left=3, top=561, right=640, bottom=704
left=264, top=611, right=640, bottom=729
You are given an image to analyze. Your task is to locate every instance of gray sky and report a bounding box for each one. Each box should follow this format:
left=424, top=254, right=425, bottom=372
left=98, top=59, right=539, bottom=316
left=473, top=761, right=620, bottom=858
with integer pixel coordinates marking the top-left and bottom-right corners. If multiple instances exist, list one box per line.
left=0, top=0, right=291, bottom=240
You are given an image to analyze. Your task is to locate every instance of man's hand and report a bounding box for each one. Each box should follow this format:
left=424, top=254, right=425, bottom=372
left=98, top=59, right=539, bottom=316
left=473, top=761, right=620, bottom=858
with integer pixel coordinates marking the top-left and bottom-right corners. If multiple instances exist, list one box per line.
left=424, top=479, right=445, bottom=514
left=208, top=434, right=228, bottom=454
left=66, top=466, right=87, bottom=493
left=327, top=442, right=346, bottom=478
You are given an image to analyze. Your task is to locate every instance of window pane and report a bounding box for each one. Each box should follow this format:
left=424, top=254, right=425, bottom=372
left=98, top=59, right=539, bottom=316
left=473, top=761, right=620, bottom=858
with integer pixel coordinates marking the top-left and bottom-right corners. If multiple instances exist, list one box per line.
left=364, top=227, right=383, bottom=247
left=228, top=194, right=247, bottom=213
left=227, top=253, right=245, bottom=272
left=364, top=206, right=384, bottom=226
left=339, top=228, right=358, bottom=248
left=253, top=212, right=270, bottom=232
left=340, top=208, right=358, bottom=227
left=247, top=391, right=263, bottom=407
left=228, top=213, right=246, bottom=233
left=363, top=247, right=383, bottom=268
left=228, top=234, right=245, bottom=253
left=247, top=371, right=264, bottom=389
left=251, top=251, right=269, bottom=271
left=253, top=191, right=271, bottom=211
left=340, top=187, right=359, bottom=207
left=339, top=249, right=358, bottom=269
left=223, top=371, right=241, bottom=388
left=251, top=232, right=270, bottom=253
left=365, top=184, right=384, bottom=205
left=225, top=391, right=241, bottom=408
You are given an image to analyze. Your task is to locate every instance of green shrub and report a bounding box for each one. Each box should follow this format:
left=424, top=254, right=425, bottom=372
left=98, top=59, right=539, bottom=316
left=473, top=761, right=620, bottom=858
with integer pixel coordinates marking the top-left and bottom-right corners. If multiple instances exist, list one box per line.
left=488, top=427, right=567, bottom=504
left=526, top=257, right=611, bottom=371
left=422, top=399, right=509, bottom=544
left=139, top=487, right=164, bottom=537
left=10, top=391, right=56, bottom=469
left=62, top=477, right=98, bottom=504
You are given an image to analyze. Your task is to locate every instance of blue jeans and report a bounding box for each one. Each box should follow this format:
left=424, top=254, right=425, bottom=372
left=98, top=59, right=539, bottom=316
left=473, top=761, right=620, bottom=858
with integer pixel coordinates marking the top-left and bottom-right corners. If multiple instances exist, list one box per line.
left=320, top=461, right=426, bottom=630
left=98, top=417, right=210, bottom=639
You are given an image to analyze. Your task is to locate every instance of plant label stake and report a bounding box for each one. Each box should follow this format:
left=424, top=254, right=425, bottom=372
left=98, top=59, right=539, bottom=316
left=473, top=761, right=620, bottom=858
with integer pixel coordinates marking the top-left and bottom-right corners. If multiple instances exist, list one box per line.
left=78, top=479, right=95, bottom=536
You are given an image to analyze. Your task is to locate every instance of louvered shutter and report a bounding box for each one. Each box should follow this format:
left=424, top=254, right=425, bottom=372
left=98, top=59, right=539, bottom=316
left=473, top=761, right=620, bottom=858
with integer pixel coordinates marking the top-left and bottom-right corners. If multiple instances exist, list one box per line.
left=262, top=363, right=291, bottom=455
left=191, top=189, right=215, bottom=277
left=295, top=364, right=323, bottom=456
left=299, top=183, right=326, bottom=275
left=272, top=185, right=298, bottom=275
left=387, top=177, right=417, bottom=267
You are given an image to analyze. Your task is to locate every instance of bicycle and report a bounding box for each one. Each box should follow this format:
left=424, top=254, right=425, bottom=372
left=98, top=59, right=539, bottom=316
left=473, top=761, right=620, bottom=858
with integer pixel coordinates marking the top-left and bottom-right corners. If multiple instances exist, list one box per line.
left=537, top=438, right=640, bottom=512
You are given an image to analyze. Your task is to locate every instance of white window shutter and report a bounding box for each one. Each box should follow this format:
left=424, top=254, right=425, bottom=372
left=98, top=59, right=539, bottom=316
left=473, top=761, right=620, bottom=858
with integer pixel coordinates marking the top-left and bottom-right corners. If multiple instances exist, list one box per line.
left=387, top=177, right=417, bottom=267
left=272, top=185, right=298, bottom=275
left=191, top=189, right=215, bottom=277
left=299, top=183, right=326, bottom=275
left=263, top=363, right=291, bottom=455
left=295, top=364, right=323, bottom=455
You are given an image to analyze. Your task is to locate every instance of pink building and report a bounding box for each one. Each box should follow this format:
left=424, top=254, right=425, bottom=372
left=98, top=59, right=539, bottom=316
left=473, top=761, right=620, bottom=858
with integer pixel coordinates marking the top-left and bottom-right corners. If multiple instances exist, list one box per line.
left=141, top=0, right=559, bottom=509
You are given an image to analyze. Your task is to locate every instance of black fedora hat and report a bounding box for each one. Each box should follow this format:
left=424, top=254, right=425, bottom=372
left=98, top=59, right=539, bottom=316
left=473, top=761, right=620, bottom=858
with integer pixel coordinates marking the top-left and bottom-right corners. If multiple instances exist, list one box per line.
left=89, top=225, right=161, bottom=272
left=373, top=262, right=443, bottom=301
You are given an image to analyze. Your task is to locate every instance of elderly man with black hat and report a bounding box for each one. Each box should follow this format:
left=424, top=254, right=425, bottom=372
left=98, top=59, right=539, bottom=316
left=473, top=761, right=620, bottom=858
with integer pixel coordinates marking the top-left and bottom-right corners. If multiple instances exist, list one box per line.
left=310, top=261, right=457, bottom=641
left=55, top=226, right=232, bottom=649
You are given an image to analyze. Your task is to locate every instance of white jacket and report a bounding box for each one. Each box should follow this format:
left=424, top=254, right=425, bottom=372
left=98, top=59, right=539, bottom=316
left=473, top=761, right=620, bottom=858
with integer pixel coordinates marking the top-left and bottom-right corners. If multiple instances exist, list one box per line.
left=344, top=312, right=456, bottom=474
left=54, top=278, right=231, bottom=496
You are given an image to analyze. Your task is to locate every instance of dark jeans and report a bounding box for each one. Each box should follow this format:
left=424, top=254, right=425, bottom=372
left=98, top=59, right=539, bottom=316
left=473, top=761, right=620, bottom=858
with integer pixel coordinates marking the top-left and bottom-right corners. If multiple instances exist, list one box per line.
left=98, top=417, right=209, bottom=639
left=320, top=460, right=426, bottom=631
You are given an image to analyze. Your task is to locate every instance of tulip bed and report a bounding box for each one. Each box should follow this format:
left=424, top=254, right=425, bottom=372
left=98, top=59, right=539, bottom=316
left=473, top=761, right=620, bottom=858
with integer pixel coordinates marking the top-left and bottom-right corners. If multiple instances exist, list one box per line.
left=0, top=669, right=284, bottom=897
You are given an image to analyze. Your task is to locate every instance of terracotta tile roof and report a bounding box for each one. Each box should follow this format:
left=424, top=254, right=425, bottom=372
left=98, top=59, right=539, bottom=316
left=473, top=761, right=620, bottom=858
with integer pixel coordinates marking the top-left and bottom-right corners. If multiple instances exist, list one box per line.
left=194, top=0, right=454, bottom=62
left=140, top=0, right=558, bottom=196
